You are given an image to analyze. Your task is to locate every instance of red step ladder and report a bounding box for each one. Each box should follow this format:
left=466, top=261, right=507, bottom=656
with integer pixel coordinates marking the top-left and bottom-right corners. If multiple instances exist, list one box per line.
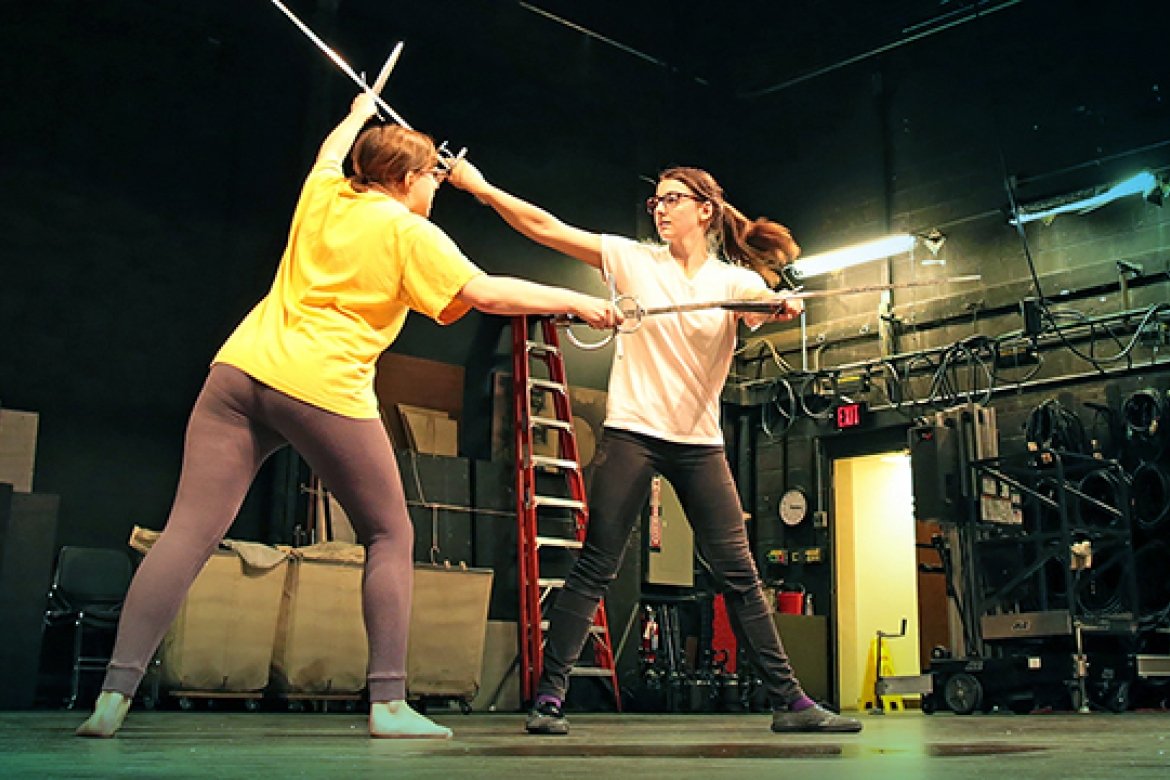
left=512, top=315, right=621, bottom=710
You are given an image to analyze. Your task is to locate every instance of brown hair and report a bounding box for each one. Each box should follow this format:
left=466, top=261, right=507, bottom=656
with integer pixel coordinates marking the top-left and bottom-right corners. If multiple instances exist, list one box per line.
left=349, top=124, right=437, bottom=193
left=659, top=166, right=800, bottom=289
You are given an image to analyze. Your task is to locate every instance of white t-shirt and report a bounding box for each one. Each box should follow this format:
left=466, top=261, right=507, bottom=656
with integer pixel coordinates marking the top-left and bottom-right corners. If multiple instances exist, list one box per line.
left=600, top=234, right=769, bottom=445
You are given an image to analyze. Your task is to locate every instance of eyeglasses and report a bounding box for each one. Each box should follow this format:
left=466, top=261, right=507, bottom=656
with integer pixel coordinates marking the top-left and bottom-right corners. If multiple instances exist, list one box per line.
left=426, top=165, right=449, bottom=184
left=646, top=192, right=705, bottom=214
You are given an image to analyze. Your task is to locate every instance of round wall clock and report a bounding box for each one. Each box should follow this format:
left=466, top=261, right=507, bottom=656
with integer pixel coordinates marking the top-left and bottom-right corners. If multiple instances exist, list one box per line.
left=779, top=488, right=809, bottom=527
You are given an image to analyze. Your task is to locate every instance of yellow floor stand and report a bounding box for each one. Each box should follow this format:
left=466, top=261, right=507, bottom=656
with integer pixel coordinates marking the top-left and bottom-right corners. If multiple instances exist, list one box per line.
left=859, top=635, right=906, bottom=712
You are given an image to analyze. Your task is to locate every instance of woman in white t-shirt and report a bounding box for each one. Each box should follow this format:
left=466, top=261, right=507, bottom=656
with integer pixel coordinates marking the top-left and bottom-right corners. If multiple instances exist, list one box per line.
left=450, top=162, right=862, bottom=735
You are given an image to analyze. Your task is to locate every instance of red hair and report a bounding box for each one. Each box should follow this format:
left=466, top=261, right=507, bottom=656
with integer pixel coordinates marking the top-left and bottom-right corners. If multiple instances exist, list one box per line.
left=349, top=125, right=437, bottom=193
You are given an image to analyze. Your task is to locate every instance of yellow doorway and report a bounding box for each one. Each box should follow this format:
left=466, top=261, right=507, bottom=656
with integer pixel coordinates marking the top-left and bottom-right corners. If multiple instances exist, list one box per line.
left=833, top=451, right=921, bottom=710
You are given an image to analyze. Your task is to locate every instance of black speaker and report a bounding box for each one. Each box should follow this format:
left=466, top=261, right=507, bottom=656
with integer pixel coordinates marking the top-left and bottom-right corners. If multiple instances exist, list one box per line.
left=399, top=451, right=473, bottom=565
left=471, top=458, right=517, bottom=621
left=0, top=484, right=60, bottom=710
left=1021, top=298, right=1044, bottom=338
left=909, top=424, right=961, bottom=524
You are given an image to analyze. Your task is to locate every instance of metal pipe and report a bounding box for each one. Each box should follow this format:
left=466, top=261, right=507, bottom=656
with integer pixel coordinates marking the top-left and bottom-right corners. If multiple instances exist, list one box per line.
left=517, top=1, right=709, bottom=86
left=754, top=303, right=1170, bottom=375
left=865, top=355, right=1170, bottom=414
left=738, top=0, right=1025, bottom=99
left=799, top=309, right=809, bottom=371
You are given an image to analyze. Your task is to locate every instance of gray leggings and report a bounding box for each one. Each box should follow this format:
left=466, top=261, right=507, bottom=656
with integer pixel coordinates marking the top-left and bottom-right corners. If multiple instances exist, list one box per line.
left=102, top=363, right=413, bottom=702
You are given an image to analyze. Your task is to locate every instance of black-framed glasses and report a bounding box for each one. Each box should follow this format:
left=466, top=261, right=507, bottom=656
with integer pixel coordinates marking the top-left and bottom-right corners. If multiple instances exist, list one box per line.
left=646, top=192, right=705, bottom=213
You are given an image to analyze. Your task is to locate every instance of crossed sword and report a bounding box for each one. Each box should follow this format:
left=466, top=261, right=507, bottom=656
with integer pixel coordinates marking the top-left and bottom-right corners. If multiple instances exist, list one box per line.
left=267, top=0, right=466, bottom=169
left=264, top=2, right=980, bottom=351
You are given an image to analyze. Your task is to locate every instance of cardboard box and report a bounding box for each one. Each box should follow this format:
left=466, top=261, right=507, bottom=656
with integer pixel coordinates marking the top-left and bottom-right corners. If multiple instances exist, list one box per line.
left=470, top=620, right=521, bottom=712
left=158, top=549, right=287, bottom=692
left=397, top=404, right=459, bottom=456
left=0, top=410, right=38, bottom=492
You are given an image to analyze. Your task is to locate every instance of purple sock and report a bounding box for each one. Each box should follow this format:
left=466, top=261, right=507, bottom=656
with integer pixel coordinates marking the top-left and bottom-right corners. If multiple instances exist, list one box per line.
left=789, top=694, right=816, bottom=712
left=535, top=694, right=562, bottom=709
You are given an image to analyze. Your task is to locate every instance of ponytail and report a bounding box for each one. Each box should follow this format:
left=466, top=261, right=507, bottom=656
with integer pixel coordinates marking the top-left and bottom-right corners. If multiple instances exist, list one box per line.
left=717, top=203, right=800, bottom=289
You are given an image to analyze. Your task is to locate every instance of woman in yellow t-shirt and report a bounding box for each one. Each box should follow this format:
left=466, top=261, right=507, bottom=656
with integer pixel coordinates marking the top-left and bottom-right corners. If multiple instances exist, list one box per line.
left=76, top=93, right=617, bottom=740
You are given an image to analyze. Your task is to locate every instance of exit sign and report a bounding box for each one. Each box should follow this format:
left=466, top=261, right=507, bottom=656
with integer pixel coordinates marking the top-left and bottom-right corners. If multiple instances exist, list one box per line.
left=834, top=401, right=867, bottom=430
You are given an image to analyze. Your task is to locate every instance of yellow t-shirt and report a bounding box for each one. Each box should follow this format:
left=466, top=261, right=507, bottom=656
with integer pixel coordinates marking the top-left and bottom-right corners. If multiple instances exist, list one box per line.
left=214, top=160, right=483, bottom=419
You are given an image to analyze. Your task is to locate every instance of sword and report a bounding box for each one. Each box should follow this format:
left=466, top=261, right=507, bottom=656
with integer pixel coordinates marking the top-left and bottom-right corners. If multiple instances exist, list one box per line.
left=266, top=1, right=468, bottom=171
left=636, top=274, right=984, bottom=317
left=268, top=0, right=411, bottom=127
left=370, top=42, right=403, bottom=96
left=557, top=275, right=982, bottom=350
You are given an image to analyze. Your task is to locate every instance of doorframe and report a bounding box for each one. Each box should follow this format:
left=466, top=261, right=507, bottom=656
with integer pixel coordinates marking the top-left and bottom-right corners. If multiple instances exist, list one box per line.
left=816, top=423, right=914, bottom=706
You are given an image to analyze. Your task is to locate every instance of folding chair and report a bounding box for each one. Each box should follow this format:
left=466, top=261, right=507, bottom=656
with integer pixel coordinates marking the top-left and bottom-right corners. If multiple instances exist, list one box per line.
left=43, top=546, right=133, bottom=708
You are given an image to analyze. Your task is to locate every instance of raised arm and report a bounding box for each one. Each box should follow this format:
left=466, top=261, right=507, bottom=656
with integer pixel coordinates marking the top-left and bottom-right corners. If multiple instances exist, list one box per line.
left=317, top=93, right=379, bottom=166
left=447, top=161, right=604, bottom=269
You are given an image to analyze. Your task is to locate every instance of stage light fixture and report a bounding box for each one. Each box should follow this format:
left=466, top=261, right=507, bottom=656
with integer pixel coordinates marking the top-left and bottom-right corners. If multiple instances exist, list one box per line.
left=919, top=229, right=948, bottom=266
left=1009, top=171, right=1160, bottom=225
left=920, top=228, right=947, bottom=255
left=1145, top=176, right=1168, bottom=207
left=790, top=233, right=917, bottom=279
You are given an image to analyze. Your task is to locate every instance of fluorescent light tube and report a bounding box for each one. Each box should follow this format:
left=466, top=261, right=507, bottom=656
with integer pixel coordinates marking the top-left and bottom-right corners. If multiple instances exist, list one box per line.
left=1011, top=171, right=1158, bottom=225
left=791, top=233, right=917, bottom=278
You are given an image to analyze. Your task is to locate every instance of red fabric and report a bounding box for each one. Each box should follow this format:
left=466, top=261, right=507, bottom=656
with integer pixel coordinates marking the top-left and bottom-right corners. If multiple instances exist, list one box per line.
left=711, top=593, right=737, bottom=673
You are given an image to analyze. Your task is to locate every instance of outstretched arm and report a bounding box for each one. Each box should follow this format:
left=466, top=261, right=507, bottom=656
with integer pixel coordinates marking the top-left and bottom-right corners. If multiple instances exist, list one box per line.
left=447, top=161, right=604, bottom=269
left=456, top=275, right=617, bottom=329
left=317, top=93, right=379, bottom=166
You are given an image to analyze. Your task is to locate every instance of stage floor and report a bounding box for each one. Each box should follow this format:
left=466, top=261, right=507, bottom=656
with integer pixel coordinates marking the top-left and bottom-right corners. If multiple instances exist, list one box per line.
left=1, top=709, right=1168, bottom=779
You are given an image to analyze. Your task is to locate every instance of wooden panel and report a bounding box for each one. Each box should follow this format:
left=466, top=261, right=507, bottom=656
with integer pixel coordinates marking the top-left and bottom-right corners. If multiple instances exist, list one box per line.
left=374, top=353, right=464, bottom=453
left=916, top=521, right=952, bottom=668
left=773, top=614, right=828, bottom=702
left=0, top=487, right=60, bottom=709
left=0, top=410, right=38, bottom=493
left=397, top=404, right=459, bottom=456
left=470, top=620, right=520, bottom=712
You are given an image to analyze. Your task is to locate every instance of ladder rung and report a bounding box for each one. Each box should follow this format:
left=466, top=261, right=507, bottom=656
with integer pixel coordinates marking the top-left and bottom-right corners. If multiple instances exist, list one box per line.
left=529, top=378, right=566, bottom=393
left=535, top=535, right=583, bottom=549
left=538, top=577, right=565, bottom=589
left=570, top=667, right=614, bottom=677
left=532, top=455, right=580, bottom=471
left=541, top=620, right=605, bottom=633
left=532, top=495, right=586, bottom=510
left=526, top=340, right=561, bottom=356
left=531, top=416, right=572, bottom=431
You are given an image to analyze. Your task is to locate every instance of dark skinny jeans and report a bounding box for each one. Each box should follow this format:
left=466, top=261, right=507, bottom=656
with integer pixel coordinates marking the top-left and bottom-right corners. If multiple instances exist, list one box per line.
left=538, top=427, right=805, bottom=708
